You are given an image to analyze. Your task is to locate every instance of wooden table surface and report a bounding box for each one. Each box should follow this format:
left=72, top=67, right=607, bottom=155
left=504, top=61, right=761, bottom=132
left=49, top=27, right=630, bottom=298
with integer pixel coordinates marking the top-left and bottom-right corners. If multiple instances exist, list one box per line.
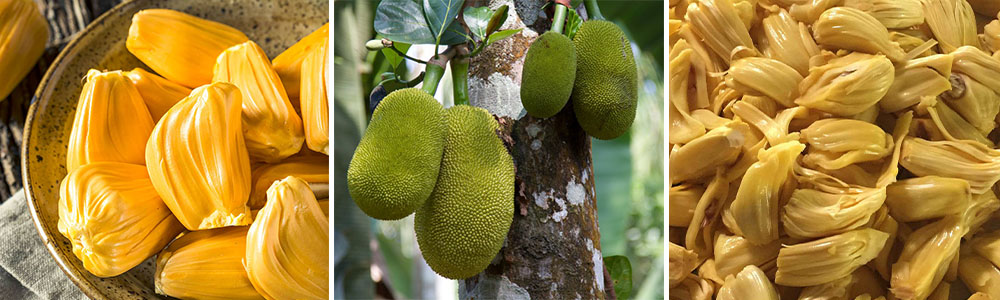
left=1, top=0, right=122, bottom=202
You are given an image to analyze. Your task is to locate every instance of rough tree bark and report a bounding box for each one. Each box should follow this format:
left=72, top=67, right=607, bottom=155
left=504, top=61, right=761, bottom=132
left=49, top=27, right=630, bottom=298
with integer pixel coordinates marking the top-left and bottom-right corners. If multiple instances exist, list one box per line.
left=458, top=0, right=606, bottom=299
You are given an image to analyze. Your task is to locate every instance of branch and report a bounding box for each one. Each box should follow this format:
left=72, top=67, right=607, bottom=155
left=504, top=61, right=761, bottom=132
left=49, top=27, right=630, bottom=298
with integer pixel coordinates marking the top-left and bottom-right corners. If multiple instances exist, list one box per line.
left=450, top=44, right=472, bottom=106
left=421, top=46, right=459, bottom=95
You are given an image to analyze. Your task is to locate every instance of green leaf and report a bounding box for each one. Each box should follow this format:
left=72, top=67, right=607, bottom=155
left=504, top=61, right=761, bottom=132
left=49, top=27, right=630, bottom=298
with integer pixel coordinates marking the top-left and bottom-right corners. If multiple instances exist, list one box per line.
left=485, top=28, right=522, bottom=47
left=377, top=231, right=414, bottom=299
left=604, top=255, right=632, bottom=300
left=374, top=0, right=437, bottom=44
left=423, top=0, right=464, bottom=44
left=463, top=6, right=492, bottom=41
left=379, top=42, right=412, bottom=69
left=440, top=20, right=470, bottom=45
left=486, top=5, right=508, bottom=37
left=564, top=7, right=583, bottom=40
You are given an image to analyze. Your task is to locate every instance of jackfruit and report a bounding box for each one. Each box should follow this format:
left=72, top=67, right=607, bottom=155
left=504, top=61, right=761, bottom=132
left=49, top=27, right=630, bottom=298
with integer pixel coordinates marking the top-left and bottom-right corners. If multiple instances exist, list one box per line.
left=0, top=0, right=47, bottom=101
left=775, top=228, right=889, bottom=287
left=781, top=187, right=886, bottom=238
left=685, top=0, right=759, bottom=64
left=246, top=176, right=329, bottom=299
left=58, top=162, right=184, bottom=278
left=812, top=7, right=907, bottom=62
left=669, top=242, right=699, bottom=288
left=795, top=53, right=894, bottom=116
left=899, top=137, right=1000, bottom=194
left=146, top=82, right=253, bottom=230
left=669, top=122, right=747, bottom=184
left=844, top=0, right=924, bottom=29
left=879, top=53, right=953, bottom=113
left=126, top=9, right=248, bottom=88
left=124, top=68, right=191, bottom=121
left=759, top=8, right=820, bottom=75
left=728, top=140, right=804, bottom=245
left=520, top=31, right=577, bottom=118
left=923, top=98, right=994, bottom=147
left=250, top=155, right=328, bottom=209
left=414, top=105, right=515, bottom=279
left=669, top=39, right=706, bottom=145
left=724, top=57, right=802, bottom=107
left=348, top=88, right=445, bottom=220
left=299, top=36, right=329, bottom=155
left=944, top=73, right=1000, bottom=135
left=921, top=0, right=979, bottom=53
left=959, top=253, right=1000, bottom=300
left=964, top=192, right=1000, bottom=237
left=571, top=20, right=637, bottom=140
left=716, top=265, right=779, bottom=300
left=890, top=216, right=965, bottom=300
left=799, top=118, right=893, bottom=170
left=799, top=266, right=887, bottom=300
left=214, top=40, right=304, bottom=163
left=952, top=46, right=1000, bottom=95
left=884, top=176, right=970, bottom=222
left=155, top=227, right=263, bottom=300
left=67, top=70, right=155, bottom=173
left=713, top=233, right=781, bottom=279
left=669, top=184, right=702, bottom=227
left=971, top=230, right=1000, bottom=267
left=789, top=0, right=842, bottom=24
left=272, top=23, right=328, bottom=99
left=670, top=274, right=715, bottom=300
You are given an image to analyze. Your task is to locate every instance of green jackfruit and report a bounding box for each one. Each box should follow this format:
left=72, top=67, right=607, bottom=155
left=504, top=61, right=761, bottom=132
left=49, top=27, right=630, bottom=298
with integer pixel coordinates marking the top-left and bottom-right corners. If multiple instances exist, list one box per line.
left=348, top=88, right=446, bottom=220
left=415, top=105, right=515, bottom=279
left=571, top=20, right=638, bottom=140
left=520, top=31, right=577, bottom=118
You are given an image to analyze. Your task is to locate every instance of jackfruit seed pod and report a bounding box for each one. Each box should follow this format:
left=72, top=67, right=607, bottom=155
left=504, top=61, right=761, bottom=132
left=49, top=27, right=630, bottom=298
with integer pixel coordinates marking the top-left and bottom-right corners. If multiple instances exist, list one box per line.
left=775, top=228, right=889, bottom=286
left=813, top=7, right=906, bottom=62
left=67, top=70, right=155, bottom=173
left=124, top=68, right=191, bottom=121
left=879, top=54, right=953, bottom=113
left=669, top=122, right=747, bottom=184
left=214, top=40, right=305, bottom=163
left=725, top=57, right=803, bottom=107
left=971, top=230, right=1000, bottom=268
left=669, top=184, right=703, bottom=227
left=299, top=35, right=329, bottom=154
left=684, top=0, right=758, bottom=64
left=921, top=0, right=979, bottom=53
left=58, top=162, right=185, bottom=278
left=146, top=82, right=253, bottom=230
left=126, top=9, right=249, bottom=88
left=899, top=137, right=1000, bottom=194
left=272, top=23, right=328, bottom=99
left=983, top=20, right=1000, bottom=53
left=884, top=176, right=970, bottom=222
left=713, top=233, right=781, bottom=279
left=669, top=242, right=699, bottom=288
left=795, top=53, right=894, bottom=116
left=670, top=274, right=715, bottom=300
left=155, top=227, right=264, bottom=300
left=0, top=0, right=47, bottom=101
left=924, top=98, right=994, bottom=146
left=760, top=8, right=821, bottom=75
left=890, top=217, right=965, bottom=300
left=890, top=31, right=936, bottom=58
left=951, top=46, right=1000, bottom=95
left=844, top=0, right=924, bottom=29
left=781, top=187, right=886, bottom=238
left=717, top=265, right=779, bottom=300
left=249, top=155, right=328, bottom=209
left=869, top=206, right=899, bottom=281
left=728, top=140, right=804, bottom=245
left=246, top=176, right=329, bottom=299
left=732, top=0, right=756, bottom=29
left=958, top=253, right=1000, bottom=300
left=789, top=0, right=842, bottom=24
left=799, top=266, right=887, bottom=300
left=799, top=118, right=893, bottom=169
left=669, top=39, right=707, bottom=145
left=964, top=191, right=1000, bottom=238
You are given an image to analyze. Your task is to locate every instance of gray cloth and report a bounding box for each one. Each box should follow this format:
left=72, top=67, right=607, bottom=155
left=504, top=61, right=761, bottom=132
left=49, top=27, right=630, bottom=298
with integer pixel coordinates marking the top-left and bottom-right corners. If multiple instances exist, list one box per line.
left=0, top=190, right=85, bottom=299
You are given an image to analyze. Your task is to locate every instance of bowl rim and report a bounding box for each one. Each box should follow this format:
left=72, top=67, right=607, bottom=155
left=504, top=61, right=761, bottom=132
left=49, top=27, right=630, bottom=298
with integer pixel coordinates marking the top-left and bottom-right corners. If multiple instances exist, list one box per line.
left=22, top=0, right=147, bottom=298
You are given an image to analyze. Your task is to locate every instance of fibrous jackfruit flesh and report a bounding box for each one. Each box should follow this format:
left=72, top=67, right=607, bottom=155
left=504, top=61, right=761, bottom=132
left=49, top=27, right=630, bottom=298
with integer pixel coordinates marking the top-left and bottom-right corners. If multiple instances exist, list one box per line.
left=415, top=105, right=515, bottom=279
left=124, top=68, right=191, bottom=121
left=250, top=154, right=328, bottom=209
left=58, top=162, right=184, bottom=278
left=67, top=70, right=155, bottom=173
left=571, top=20, right=638, bottom=140
left=299, top=36, right=329, bottom=155
left=716, top=265, right=779, bottom=300
left=348, top=88, right=445, bottom=220
left=146, top=82, right=253, bottom=230
left=272, top=23, right=328, bottom=100
left=0, top=0, right=47, bottom=101
left=521, top=31, right=577, bottom=118
left=155, top=226, right=264, bottom=300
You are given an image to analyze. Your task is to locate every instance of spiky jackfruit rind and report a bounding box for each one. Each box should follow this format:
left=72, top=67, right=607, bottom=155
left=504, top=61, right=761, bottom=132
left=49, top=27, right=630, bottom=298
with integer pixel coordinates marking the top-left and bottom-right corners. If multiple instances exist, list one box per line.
left=521, top=31, right=577, bottom=118
left=415, top=105, right=515, bottom=279
left=571, top=20, right=638, bottom=140
left=348, top=88, right=446, bottom=220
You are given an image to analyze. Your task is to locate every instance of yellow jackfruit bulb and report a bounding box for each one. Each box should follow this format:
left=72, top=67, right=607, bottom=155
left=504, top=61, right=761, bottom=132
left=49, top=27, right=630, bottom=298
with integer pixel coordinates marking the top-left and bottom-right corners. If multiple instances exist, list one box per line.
left=713, top=234, right=781, bottom=279
left=725, top=57, right=803, bottom=107
left=685, top=0, right=758, bottom=64
left=789, top=0, right=842, bottom=24
left=813, top=7, right=906, bottom=62
left=760, top=8, right=820, bottom=75
left=126, top=9, right=249, bottom=88
left=983, top=20, right=1000, bottom=53
left=799, top=118, right=893, bottom=169
left=890, top=217, right=965, bottom=300
left=717, top=265, right=779, bottom=300
left=925, top=99, right=994, bottom=147
left=885, top=176, right=970, bottom=222
left=775, top=228, right=889, bottom=287
left=781, top=187, right=886, bottom=238
left=249, top=155, right=328, bottom=209
left=155, top=227, right=264, bottom=300
left=0, top=0, right=47, bottom=101
left=669, top=121, right=747, bottom=184
left=272, top=23, right=328, bottom=99
left=899, top=137, right=1000, bottom=194
left=796, top=53, right=894, bottom=116
left=844, top=0, right=924, bottom=29
left=67, top=70, right=155, bottom=173
left=668, top=40, right=706, bottom=145
left=246, top=176, right=329, bottom=299
left=299, top=36, right=329, bottom=155
left=58, top=162, right=185, bottom=278
left=880, top=54, right=953, bottom=113
left=971, top=230, right=1000, bottom=267
left=669, top=242, right=699, bottom=288
left=958, top=253, right=1000, bottom=300
left=670, top=274, right=715, bottom=300
left=728, top=140, right=804, bottom=245
left=951, top=46, right=1000, bottom=95
left=921, top=0, right=979, bottom=53
left=964, top=192, right=1000, bottom=237
left=124, top=68, right=192, bottom=121
left=146, top=82, right=253, bottom=230
left=799, top=266, right=887, bottom=300
left=669, top=184, right=702, bottom=227
left=890, top=31, right=936, bottom=58
left=214, top=40, right=304, bottom=163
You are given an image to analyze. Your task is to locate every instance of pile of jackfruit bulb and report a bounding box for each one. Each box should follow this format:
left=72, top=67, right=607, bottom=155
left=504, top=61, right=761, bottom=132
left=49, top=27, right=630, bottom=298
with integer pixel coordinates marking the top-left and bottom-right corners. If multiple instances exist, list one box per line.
left=56, top=8, right=330, bottom=299
left=669, top=0, right=1000, bottom=299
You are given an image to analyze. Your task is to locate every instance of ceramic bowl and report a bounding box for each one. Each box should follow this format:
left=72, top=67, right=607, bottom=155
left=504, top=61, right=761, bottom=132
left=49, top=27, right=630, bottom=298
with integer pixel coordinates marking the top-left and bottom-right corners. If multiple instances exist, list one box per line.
left=21, top=0, right=326, bottom=298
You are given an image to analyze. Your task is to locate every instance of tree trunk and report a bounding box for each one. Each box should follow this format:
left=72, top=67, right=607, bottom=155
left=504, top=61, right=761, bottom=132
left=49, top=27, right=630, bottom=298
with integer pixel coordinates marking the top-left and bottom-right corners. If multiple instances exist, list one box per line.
left=459, top=0, right=606, bottom=298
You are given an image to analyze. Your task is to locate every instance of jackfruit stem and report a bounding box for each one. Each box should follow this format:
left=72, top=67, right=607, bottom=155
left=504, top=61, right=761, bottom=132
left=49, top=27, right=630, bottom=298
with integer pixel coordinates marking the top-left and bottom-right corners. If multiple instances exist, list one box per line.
left=451, top=44, right=471, bottom=106
left=551, top=3, right=568, bottom=34
left=583, top=0, right=605, bottom=21
left=422, top=46, right=458, bottom=95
